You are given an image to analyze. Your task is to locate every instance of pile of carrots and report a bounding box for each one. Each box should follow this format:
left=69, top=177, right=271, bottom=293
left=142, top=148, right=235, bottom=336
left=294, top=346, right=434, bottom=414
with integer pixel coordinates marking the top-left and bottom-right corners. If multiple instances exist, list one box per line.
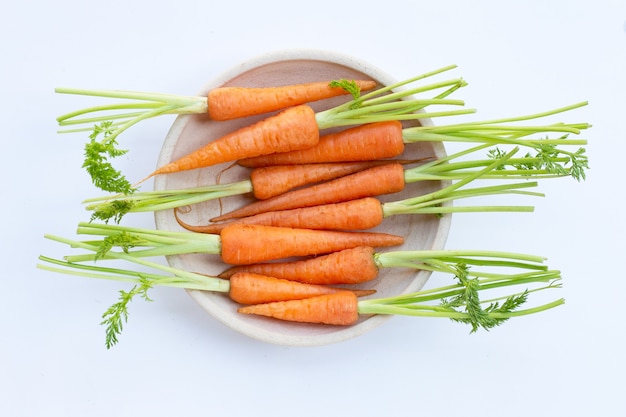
left=39, top=63, right=589, bottom=347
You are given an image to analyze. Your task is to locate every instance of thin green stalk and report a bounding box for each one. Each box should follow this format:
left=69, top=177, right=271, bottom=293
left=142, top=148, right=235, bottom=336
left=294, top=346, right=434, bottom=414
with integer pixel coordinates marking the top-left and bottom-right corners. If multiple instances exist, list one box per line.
left=64, top=66, right=470, bottom=195
left=356, top=267, right=563, bottom=332
left=84, top=180, right=253, bottom=223
left=41, top=234, right=227, bottom=291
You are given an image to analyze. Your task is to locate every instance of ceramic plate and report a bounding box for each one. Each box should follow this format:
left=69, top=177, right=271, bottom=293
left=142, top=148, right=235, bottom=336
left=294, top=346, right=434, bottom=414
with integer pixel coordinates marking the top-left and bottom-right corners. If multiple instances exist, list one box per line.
left=153, top=49, right=451, bottom=346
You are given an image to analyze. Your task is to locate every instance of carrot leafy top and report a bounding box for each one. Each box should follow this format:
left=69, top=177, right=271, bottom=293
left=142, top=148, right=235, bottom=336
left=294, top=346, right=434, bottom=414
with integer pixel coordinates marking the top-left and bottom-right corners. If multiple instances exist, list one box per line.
left=38, top=223, right=562, bottom=348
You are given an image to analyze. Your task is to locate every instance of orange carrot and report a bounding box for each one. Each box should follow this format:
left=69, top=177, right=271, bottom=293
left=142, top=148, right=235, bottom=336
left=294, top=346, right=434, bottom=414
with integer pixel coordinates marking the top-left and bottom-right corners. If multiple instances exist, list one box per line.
left=221, top=245, right=552, bottom=286
left=237, top=291, right=360, bottom=325
left=207, top=80, right=377, bottom=121
left=219, top=224, right=403, bottom=265
left=249, top=160, right=405, bottom=200
left=228, top=272, right=374, bottom=305
left=145, top=104, right=319, bottom=179
left=221, top=246, right=379, bottom=285
left=237, top=270, right=564, bottom=326
left=69, top=222, right=403, bottom=266
left=238, top=121, right=405, bottom=167
left=176, top=198, right=384, bottom=234
left=210, top=163, right=406, bottom=222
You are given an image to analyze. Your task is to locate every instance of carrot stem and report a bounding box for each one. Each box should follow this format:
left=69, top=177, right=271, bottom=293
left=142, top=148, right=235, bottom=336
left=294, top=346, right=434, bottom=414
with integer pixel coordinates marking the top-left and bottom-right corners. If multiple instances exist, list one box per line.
left=41, top=234, right=227, bottom=292
left=356, top=269, right=563, bottom=331
left=82, top=181, right=253, bottom=222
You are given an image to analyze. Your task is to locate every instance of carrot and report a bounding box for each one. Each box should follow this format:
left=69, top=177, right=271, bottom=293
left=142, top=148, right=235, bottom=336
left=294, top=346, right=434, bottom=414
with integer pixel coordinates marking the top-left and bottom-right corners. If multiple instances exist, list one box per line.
left=210, top=162, right=406, bottom=222
left=238, top=291, right=360, bottom=326
left=56, top=79, right=377, bottom=131
left=207, top=80, right=377, bottom=120
left=61, top=222, right=404, bottom=266
left=176, top=197, right=385, bottom=234
left=238, top=102, right=590, bottom=168
left=220, top=246, right=551, bottom=285
left=219, top=224, right=403, bottom=265
left=221, top=246, right=381, bottom=285
left=228, top=272, right=375, bottom=305
left=238, top=120, right=406, bottom=167
left=238, top=266, right=565, bottom=328
left=210, top=142, right=579, bottom=224
left=144, top=104, right=320, bottom=179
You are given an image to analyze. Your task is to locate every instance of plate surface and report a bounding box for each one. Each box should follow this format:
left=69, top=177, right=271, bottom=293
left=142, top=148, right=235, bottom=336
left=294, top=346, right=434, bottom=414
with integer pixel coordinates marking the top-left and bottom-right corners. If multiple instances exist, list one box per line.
left=153, top=49, right=451, bottom=346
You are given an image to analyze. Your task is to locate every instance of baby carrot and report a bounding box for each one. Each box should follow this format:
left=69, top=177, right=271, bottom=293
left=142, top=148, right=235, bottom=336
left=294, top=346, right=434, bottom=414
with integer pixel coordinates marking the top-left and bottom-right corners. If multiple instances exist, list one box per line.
left=37, top=246, right=374, bottom=348
left=219, top=224, right=403, bottom=265
left=219, top=246, right=550, bottom=285
left=239, top=291, right=360, bottom=326
left=238, top=266, right=564, bottom=329
left=143, top=104, right=320, bottom=179
left=176, top=197, right=386, bottom=234
left=238, top=120, right=406, bottom=167
left=58, top=222, right=404, bottom=265
left=207, top=80, right=377, bottom=120
left=239, top=102, right=589, bottom=175
left=57, top=65, right=464, bottom=142
left=228, top=272, right=375, bottom=305
left=56, top=79, right=377, bottom=130
left=221, top=246, right=381, bottom=285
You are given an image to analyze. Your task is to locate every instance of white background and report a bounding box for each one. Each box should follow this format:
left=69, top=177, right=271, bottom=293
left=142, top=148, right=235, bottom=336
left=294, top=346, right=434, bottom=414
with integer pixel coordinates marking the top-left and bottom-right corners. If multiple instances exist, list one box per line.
left=3, top=1, right=625, bottom=416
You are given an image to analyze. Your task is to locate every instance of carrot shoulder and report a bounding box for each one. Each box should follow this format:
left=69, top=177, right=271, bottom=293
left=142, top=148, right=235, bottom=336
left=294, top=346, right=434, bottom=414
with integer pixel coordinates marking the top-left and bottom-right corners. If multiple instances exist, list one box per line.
left=238, top=291, right=360, bottom=325
left=211, top=163, right=406, bottom=222
left=146, top=104, right=319, bottom=178
left=207, top=80, right=377, bottom=121
left=238, top=120, right=405, bottom=167
left=219, top=224, right=403, bottom=265
left=220, top=246, right=380, bottom=285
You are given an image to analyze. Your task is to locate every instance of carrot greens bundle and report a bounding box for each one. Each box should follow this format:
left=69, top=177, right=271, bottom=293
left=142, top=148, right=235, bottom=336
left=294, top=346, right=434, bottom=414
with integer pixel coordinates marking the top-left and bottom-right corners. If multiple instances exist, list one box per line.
left=58, top=65, right=470, bottom=194
left=83, top=134, right=579, bottom=224
left=207, top=145, right=571, bottom=223
left=38, top=233, right=563, bottom=346
left=37, top=241, right=374, bottom=349
left=239, top=269, right=563, bottom=329
left=46, top=222, right=404, bottom=265
left=177, top=149, right=546, bottom=233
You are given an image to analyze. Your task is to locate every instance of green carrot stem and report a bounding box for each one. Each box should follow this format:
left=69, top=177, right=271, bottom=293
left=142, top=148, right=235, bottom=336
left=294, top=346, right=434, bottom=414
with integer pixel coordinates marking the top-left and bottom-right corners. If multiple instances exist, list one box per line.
left=42, top=234, right=227, bottom=292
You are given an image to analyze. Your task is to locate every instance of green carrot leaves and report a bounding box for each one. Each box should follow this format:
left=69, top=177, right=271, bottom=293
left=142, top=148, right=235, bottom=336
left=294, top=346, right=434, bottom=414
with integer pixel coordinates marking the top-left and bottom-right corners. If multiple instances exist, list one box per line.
left=83, top=122, right=136, bottom=194
left=328, top=79, right=363, bottom=103
left=100, top=277, right=153, bottom=349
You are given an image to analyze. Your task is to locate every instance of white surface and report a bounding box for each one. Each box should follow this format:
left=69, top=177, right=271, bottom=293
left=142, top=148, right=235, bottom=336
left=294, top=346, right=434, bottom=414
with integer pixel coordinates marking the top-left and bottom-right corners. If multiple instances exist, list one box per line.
left=2, top=1, right=624, bottom=416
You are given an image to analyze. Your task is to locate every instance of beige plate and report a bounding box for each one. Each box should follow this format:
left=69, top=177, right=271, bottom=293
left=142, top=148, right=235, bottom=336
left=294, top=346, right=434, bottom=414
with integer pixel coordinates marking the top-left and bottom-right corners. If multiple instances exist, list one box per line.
left=153, top=49, right=451, bottom=346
